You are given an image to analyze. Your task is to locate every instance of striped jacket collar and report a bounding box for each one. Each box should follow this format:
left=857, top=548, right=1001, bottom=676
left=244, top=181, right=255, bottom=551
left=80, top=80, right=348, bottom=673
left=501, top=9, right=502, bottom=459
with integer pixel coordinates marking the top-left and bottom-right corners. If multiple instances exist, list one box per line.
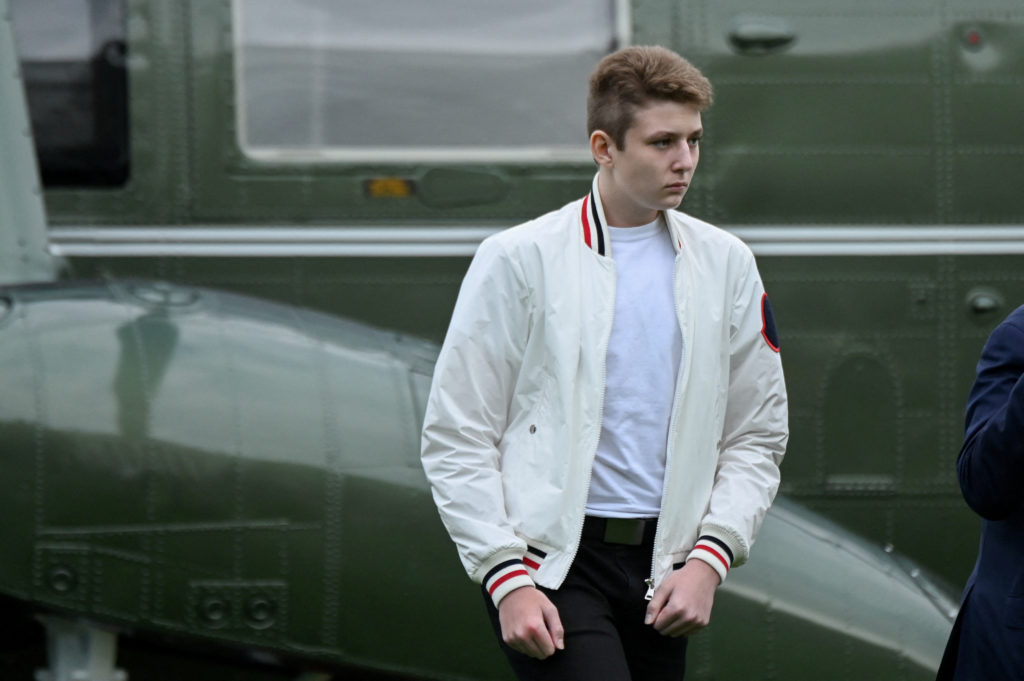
left=580, top=174, right=685, bottom=258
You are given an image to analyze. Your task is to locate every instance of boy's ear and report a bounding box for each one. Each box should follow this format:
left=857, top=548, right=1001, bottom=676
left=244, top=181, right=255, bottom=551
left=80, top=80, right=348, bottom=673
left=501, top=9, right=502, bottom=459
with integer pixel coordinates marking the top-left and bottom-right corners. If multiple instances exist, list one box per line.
left=590, top=130, right=615, bottom=167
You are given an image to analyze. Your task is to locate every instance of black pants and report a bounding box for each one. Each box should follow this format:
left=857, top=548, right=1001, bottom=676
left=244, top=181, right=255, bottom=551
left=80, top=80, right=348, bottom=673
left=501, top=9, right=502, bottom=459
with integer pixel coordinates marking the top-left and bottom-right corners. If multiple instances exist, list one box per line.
left=483, top=522, right=688, bottom=681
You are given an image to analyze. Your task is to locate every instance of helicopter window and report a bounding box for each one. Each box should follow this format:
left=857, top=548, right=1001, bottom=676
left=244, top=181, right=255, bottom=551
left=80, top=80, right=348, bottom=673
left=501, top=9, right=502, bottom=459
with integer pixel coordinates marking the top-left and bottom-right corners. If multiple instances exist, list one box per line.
left=10, top=0, right=129, bottom=187
left=234, top=0, right=627, bottom=163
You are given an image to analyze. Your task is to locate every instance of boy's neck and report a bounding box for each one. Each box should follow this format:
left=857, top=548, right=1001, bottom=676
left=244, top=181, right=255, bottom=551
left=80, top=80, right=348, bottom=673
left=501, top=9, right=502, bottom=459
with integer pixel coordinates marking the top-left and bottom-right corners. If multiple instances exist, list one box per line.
left=597, top=171, right=659, bottom=227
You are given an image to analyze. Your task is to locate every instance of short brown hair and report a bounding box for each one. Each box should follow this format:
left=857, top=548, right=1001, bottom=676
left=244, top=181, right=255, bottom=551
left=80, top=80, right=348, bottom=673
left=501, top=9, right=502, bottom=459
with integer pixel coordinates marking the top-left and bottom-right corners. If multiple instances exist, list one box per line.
left=587, top=45, right=713, bottom=148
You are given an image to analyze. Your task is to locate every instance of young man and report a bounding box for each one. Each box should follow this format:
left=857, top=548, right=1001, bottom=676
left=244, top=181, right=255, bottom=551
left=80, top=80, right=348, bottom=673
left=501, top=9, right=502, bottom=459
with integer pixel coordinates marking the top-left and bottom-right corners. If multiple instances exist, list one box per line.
left=421, top=45, right=788, bottom=680
left=937, top=304, right=1024, bottom=681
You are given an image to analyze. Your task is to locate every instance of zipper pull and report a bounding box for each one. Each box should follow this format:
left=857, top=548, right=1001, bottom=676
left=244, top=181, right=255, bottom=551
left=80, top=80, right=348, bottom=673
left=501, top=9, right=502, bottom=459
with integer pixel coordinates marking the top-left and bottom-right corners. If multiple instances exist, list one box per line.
left=644, top=577, right=655, bottom=601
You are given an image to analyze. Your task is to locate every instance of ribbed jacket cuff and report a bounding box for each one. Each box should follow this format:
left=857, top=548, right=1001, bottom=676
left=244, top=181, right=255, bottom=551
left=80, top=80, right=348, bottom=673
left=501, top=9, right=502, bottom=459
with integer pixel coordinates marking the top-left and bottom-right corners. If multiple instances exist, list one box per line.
left=483, top=559, right=535, bottom=607
left=686, top=535, right=735, bottom=584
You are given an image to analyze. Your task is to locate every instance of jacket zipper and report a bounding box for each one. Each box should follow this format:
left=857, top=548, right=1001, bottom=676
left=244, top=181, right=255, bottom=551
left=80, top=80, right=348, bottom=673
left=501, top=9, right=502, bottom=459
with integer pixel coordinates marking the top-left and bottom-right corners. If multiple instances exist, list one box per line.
left=646, top=249, right=688, bottom=602
left=563, top=259, right=616, bottom=586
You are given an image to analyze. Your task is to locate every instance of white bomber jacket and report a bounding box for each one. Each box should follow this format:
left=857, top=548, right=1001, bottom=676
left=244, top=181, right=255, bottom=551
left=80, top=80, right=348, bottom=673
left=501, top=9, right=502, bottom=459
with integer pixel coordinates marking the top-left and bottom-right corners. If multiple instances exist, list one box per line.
left=421, top=176, right=788, bottom=607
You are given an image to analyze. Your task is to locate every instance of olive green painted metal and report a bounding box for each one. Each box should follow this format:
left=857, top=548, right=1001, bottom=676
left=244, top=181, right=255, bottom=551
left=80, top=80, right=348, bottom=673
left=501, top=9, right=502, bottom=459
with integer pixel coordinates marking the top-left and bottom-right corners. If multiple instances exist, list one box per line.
left=30, top=0, right=1024, bottom=593
left=0, top=281, right=953, bottom=679
left=8, top=0, right=1024, bottom=677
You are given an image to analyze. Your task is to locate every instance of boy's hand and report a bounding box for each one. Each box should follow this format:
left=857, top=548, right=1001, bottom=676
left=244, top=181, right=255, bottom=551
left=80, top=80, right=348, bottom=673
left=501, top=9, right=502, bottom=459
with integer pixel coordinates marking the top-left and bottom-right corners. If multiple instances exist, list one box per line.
left=644, top=560, right=720, bottom=637
left=498, top=586, right=566, bottom=659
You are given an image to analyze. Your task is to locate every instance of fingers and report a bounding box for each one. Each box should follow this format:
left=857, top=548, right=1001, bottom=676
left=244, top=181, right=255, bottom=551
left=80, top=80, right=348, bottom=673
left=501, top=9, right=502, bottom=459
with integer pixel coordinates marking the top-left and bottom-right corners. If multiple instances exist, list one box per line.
left=498, top=587, right=563, bottom=659
left=508, top=624, right=556, bottom=659
left=644, top=587, right=667, bottom=625
left=651, top=602, right=710, bottom=637
left=542, top=599, right=565, bottom=651
left=645, top=561, right=718, bottom=637
left=506, top=611, right=556, bottom=658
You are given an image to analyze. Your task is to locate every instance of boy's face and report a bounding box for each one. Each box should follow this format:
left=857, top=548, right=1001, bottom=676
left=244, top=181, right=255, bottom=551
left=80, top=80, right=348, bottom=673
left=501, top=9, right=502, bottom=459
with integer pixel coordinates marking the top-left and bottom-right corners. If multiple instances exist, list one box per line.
left=595, top=99, right=703, bottom=227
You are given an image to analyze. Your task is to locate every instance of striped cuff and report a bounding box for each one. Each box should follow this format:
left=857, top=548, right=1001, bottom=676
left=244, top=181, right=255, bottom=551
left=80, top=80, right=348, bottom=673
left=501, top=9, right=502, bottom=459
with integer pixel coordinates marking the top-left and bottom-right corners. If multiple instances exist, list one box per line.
left=523, top=545, right=547, bottom=572
left=686, top=535, right=735, bottom=584
left=483, top=559, right=535, bottom=607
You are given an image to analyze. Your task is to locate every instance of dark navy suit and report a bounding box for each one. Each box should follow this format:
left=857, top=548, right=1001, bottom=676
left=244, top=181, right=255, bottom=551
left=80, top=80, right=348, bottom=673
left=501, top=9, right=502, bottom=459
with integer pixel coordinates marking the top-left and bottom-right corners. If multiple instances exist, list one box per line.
left=938, top=304, right=1024, bottom=680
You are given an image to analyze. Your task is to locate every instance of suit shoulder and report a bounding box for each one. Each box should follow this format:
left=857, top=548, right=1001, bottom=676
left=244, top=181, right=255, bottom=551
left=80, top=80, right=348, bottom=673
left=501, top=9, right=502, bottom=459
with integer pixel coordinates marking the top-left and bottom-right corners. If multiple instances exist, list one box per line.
left=977, top=305, right=1024, bottom=371
left=1002, top=304, right=1024, bottom=335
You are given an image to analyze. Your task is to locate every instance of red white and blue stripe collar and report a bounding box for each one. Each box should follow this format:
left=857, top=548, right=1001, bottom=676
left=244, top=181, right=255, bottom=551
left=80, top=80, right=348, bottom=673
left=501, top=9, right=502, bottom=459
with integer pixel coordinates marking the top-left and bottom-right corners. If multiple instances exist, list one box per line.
left=581, top=175, right=684, bottom=257
left=580, top=176, right=611, bottom=257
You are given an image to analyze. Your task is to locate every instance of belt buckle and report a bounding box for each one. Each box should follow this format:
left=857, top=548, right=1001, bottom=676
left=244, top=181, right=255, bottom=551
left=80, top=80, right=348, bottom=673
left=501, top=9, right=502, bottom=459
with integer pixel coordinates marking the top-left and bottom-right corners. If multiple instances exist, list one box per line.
left=603, top=518, right=646, bottom=545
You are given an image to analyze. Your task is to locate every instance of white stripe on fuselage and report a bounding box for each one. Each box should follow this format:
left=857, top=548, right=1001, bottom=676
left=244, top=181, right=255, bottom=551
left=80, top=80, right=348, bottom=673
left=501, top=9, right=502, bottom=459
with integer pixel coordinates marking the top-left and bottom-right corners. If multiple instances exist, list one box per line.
left=47, top=225, right=1024, bottom=258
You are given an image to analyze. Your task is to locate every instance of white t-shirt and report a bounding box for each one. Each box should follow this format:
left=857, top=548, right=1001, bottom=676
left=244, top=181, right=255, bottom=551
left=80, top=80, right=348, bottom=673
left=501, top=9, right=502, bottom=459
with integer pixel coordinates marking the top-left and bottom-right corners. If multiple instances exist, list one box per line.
left=586, top=216, right=683, bottom=518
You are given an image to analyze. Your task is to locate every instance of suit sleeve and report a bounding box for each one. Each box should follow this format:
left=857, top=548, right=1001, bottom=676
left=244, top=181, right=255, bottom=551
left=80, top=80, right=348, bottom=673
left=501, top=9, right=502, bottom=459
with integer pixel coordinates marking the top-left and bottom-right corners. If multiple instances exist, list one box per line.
left=420, top=236, right=536, bottom=605
left=691, top=249, right=789, bottom=578
left=957, top=311, right=1024, bottom=521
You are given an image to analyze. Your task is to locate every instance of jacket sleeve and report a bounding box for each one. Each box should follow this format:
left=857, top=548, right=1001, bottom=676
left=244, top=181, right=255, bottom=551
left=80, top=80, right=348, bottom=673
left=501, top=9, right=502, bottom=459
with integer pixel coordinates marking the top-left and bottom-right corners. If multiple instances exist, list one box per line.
left=420, top=236, right=536, bottom=605
left=957, top=310, right=1024, bottom=521
left=690, top=249, right=788, bottom=579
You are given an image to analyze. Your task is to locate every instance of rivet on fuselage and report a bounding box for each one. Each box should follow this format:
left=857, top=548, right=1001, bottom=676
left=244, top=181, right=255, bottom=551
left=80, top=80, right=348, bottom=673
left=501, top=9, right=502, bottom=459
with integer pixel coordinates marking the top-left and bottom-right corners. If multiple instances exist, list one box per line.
left=244, top=596, right=277, bottom=630
left=47, top=565, right=77, bottom=593
left=198, top=595, right=231, bottom=628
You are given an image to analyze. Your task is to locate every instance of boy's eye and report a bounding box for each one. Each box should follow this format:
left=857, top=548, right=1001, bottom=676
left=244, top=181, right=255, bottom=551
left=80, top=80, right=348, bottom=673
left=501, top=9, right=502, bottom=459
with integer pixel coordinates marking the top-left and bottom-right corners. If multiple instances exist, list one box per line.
left=652, top=139, right=671, bottom=148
